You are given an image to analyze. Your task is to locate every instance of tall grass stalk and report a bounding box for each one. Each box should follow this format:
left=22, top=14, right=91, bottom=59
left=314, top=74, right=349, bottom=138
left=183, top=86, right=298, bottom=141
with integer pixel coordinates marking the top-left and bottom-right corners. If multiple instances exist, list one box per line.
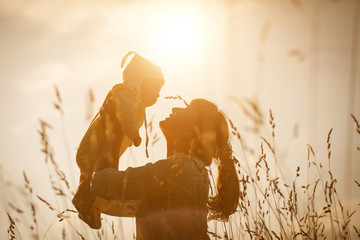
left=2, top=90, right=359, bottom=239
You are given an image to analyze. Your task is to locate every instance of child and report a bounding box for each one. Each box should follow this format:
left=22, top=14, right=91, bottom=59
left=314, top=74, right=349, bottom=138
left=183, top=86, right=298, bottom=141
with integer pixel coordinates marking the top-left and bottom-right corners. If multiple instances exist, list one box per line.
left=72, top=51, right=165, bottom=229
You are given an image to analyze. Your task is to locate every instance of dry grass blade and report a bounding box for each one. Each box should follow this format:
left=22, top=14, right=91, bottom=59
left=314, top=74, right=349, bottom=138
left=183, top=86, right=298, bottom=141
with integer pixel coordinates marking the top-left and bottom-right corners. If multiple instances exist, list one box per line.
left=306, top=144, right=315, bottom=157
left=38, top=120, right=71, bottom=194
left=164, top=95, right=189, bottom=106
left=38, top=119, right=52, bottom=163
left=327, top=128, right=333, bottom=148
left=36, top=195, right=55, bottom=211
left=4, top=79, right=360, bottom=239
left=289, top=0, right=302, bottom=8
left=151, top=135, right=160, bottom=146
left=62, top=228, right=66, bottom=240
left=260, top=20, right=271, bottom=44
left=261, top=137, right=275, bottom=154
left=86, top=88, right=95, bottom=121
left=8, top=203, right=24, bottom=214
left=353, top=226, right=360, bottom=237
left=57, top=209, right=77, bottom=222
left=23, top=171, right=32, bottom=194
left=7, top=212, right=16, bottom=240
left=350, top=114, right=360, bottom=134
left=256, top=154, right=266, bottom=168
left=229, top=96, right=264, bottom=133
left=53, top=84, right=63, bottom=114
left=22, top=171, right=40, bottom=239
left=148, top=115, right=155, bottom=133
left=76, top=230, right=85, bottom=240
left=288, top=48, right=306, bottom=62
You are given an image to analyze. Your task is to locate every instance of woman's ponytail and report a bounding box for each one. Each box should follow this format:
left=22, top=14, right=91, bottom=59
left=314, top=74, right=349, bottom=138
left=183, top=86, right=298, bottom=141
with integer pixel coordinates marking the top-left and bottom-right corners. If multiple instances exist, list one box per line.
left=208, top=143, right=240, bottom=221
left=188, top=99, right=239, bottom=221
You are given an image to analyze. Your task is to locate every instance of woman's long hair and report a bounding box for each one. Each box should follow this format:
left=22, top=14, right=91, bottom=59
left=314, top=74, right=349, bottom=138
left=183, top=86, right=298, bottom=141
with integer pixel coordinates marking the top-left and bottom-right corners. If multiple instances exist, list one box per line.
left=208, top=142, right=239, bottom=221
left=189, top=99, right=240, bottom=221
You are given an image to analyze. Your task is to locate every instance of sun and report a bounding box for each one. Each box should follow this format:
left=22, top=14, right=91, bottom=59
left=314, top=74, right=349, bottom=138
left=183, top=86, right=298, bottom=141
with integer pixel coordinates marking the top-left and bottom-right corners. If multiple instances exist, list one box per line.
left=152, top=7, right=207, bottom=61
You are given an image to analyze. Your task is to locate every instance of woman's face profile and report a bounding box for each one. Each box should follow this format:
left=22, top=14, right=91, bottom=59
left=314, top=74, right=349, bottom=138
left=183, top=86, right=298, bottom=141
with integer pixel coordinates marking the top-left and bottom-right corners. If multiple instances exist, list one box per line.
left=159, top=106, right=196, bottom=139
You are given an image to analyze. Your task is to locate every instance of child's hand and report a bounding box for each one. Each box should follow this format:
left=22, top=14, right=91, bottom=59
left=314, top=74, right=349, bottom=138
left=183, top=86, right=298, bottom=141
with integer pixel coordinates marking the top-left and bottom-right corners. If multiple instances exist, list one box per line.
left=132, top=135, right=142, bottom=147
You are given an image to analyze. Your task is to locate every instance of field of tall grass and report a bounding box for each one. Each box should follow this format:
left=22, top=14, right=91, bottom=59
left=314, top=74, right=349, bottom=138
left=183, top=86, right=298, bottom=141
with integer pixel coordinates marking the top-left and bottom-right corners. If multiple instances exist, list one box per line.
left=1, top=87, right=359, bottom=239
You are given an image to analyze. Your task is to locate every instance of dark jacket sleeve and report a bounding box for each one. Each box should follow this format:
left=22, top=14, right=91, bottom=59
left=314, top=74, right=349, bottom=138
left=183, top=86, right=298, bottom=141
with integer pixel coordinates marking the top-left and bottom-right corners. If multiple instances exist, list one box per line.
left=91, top=157, right=194, bottom=201
left=100, top=199, right=140, bottom=217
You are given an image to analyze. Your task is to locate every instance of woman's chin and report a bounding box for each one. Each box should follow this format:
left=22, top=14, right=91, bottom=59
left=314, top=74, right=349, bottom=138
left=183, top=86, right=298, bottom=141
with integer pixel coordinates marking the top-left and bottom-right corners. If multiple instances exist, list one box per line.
left=159, top=119, right=172, bottom=137
left=159, top=119, right=166, bottom=131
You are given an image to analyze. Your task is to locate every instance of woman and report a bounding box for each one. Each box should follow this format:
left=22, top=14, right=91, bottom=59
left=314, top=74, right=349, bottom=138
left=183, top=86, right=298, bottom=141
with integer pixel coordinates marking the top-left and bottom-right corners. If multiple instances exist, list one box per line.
left=91, top=99, right=240, bottom=239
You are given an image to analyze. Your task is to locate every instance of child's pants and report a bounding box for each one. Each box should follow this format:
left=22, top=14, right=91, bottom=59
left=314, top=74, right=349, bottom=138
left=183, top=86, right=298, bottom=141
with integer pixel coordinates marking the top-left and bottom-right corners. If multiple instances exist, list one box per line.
left=72, top=115, right=123, bottom=227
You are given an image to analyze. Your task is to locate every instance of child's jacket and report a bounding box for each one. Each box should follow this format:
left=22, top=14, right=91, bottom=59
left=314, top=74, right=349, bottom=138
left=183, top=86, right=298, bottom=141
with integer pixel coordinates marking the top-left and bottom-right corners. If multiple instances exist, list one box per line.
left=76, top=83, right=145, bottom=177
left=76, top=51, right=164, bottom=177
left=72, top=52, right=164, bottom=230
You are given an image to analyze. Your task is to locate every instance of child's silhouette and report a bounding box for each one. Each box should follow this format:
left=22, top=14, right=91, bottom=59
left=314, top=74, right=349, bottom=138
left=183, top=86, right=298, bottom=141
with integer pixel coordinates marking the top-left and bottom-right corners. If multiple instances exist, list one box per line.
left=72, top=51, right=165, bottom=229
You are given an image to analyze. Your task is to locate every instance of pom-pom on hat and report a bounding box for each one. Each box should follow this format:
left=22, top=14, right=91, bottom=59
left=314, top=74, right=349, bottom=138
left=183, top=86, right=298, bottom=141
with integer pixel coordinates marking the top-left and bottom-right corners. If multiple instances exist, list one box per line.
left=121, top=51, right=164, bottom=87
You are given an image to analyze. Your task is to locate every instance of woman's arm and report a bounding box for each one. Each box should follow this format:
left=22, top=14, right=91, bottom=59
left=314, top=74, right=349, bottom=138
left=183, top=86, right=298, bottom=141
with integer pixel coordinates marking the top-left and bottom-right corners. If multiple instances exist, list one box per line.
left=91, top=155, right=196, bottom=201
left=99, top=199, right=139, bottom=217
left=91, top=167, right=151, bottom=200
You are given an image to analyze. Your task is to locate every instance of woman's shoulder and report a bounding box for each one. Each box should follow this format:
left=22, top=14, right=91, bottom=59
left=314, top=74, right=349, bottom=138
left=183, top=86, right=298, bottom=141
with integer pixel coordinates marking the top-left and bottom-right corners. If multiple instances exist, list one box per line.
left=171, top=153, right=205, bottom=167
left=152, top=153, right=207, bottom=177
left=147, top=153, right=208, bottom=194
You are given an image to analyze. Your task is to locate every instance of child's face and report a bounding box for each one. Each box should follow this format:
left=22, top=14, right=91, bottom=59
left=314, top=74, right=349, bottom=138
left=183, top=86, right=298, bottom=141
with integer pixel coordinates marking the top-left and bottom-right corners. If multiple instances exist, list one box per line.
left=140, top=78, right=164, bottom=107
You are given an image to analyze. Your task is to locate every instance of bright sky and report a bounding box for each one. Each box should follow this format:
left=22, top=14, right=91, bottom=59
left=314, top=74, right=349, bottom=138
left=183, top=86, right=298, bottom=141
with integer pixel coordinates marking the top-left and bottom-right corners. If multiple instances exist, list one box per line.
left=0, top=0, right=359, bottom=238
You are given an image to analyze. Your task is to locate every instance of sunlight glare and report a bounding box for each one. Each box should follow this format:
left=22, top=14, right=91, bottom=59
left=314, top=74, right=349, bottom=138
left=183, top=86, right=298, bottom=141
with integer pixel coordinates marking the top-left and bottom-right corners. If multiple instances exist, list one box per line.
left=153, top=8, right=207, bottom=61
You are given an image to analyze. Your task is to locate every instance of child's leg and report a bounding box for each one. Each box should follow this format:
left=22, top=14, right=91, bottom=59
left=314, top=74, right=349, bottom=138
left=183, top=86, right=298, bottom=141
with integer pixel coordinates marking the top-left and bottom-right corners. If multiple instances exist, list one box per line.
left=72, top=173, right=95, bottom=213
left=88, top=129, right=123, bottom=222
left=74, top=141, right=121, bottom=229
left=73, top=116, right=122, bottom=229
left=73, top=144, right=101, bottom=229
left=94, top=119, right=123, bottom=171
left=73, top=122, right=100, bottom=214
left=72, top=172, right=102, bottom=229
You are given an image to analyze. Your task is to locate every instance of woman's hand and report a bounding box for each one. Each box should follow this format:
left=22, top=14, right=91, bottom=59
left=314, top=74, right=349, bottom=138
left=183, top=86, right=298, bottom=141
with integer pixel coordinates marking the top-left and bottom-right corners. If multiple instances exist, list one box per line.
left=90, top=168, right=120, bottom=200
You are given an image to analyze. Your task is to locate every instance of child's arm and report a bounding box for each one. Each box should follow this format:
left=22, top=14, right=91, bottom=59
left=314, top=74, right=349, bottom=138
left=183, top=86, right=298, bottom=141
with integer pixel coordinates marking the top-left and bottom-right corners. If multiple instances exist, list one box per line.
left=113, top=87, right=142, bottom=146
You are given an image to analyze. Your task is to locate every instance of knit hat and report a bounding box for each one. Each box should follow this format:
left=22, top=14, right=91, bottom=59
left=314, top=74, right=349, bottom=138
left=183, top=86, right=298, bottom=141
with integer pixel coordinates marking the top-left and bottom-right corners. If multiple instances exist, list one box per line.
left=121, top=51, right=164, bottom=88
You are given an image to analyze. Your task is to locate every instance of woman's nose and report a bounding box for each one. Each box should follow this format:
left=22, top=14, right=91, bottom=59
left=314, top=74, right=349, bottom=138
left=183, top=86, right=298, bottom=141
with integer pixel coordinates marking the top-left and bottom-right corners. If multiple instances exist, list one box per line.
left=171, top=107, right=184, bottom=113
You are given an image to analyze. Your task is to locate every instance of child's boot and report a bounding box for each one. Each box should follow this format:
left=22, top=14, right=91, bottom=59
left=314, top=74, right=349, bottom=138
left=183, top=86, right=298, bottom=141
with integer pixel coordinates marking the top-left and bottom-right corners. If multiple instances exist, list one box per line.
left=78, top=207, right=101, bottom=229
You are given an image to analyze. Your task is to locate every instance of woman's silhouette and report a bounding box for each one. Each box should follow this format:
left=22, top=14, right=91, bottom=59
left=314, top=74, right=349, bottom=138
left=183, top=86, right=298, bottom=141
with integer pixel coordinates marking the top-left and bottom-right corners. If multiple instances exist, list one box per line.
left=91, top=99, right=240, bottom=239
